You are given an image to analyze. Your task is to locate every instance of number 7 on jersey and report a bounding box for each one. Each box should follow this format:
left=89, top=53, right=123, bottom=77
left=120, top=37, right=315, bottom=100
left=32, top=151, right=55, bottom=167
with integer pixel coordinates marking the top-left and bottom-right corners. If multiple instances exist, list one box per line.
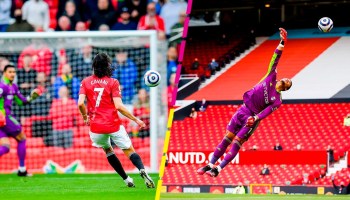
left=94, top=88, right=104, bottom=107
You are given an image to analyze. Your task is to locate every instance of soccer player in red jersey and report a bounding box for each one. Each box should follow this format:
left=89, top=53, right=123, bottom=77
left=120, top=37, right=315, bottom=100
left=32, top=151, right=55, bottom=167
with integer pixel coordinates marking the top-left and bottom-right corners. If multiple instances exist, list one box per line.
left=78, top=53, right=155, bottom=188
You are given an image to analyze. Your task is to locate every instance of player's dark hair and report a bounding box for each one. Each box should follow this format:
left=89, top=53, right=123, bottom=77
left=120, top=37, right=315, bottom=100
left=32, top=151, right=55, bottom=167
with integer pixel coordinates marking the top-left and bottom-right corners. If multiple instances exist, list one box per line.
left=3, top=64, right=15, bottom=72
left=92, top=52, right=113, bottom=78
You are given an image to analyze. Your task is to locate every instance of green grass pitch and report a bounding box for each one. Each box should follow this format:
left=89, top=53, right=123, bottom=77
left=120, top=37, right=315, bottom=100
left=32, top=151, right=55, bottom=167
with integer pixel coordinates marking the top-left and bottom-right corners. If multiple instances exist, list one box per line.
left=0, top=173, right=158, bottom=200
left=160, top=193, right=349, bottom=200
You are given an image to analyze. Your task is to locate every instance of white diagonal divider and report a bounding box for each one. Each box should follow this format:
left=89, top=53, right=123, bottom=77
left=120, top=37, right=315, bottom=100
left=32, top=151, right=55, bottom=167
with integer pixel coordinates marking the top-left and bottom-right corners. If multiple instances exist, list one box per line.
left=283, top=37, right=350, bottom=99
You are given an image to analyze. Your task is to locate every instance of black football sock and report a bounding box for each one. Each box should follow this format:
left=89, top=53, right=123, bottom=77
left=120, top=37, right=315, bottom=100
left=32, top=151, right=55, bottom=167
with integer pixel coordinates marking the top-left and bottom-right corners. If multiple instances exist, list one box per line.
left=106, top=152, right=128, bottom=180
left=130, top=153, right=145, bottom=170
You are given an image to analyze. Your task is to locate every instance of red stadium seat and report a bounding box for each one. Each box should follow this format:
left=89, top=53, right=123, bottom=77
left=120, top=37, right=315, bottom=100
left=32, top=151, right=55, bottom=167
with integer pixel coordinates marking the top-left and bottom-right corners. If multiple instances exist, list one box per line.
left=49, top=8, right=58, bottom=29
left=166, top=103, right=350, bottom=186
left=182, top=38, right=242, bottom=80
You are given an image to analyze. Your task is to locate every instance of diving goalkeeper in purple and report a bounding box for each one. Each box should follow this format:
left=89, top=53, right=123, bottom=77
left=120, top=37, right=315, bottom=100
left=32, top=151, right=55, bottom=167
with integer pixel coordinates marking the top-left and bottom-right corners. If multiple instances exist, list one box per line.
left=197, top=28, right=292, bottom=177
left=0, top=64, right=42, bottom=176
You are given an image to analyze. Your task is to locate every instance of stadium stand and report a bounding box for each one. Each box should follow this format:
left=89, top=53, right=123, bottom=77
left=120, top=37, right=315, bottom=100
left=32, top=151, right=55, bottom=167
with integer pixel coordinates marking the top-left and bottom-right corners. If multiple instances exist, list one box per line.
left=181, top=33, right=255, bottom=81
left=165, top=103, right=350, bottom=187
left=170, top=104, right=350, bottom=152
left=185, top=37, right=341, bottom=100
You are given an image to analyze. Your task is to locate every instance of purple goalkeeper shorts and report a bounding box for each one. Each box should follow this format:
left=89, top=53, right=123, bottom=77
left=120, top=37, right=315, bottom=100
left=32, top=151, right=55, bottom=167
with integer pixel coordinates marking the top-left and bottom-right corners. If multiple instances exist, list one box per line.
left=0, top=115, right=22, bottom=139
left=226, top=104, right=260, bottom=140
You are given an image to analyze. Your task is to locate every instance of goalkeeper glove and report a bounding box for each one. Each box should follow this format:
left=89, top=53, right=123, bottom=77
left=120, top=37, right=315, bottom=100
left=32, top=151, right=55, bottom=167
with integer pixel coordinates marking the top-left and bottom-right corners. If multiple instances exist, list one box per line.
left=0, top=112, right=6, bottom=127
left=246, top=116, right=259, bottom=127
left=279, top=28, right=287, bottom=45
left=26, top=87, right=44, bottom=103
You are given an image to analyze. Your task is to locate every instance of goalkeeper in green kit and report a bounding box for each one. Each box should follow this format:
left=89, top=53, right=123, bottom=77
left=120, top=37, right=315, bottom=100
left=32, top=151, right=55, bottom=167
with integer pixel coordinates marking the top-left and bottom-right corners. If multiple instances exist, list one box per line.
left=0, top=64, right=42, bottom=176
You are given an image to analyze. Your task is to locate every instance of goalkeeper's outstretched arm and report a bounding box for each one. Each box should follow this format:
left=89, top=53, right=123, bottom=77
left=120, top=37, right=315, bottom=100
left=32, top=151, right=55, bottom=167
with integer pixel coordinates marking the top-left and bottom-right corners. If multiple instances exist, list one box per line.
left=259, top=28, right=287, bottom=82
left=277, top=29, right=286, bottom=50
left=26, top=88, right=43, bottom=103
left=14, top=86, right=43, bottom=106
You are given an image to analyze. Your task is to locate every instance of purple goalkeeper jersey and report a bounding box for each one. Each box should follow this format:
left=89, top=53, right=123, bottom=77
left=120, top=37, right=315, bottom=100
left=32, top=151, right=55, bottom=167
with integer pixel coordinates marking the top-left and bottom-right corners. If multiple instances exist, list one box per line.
left=243, top=48, right=282, bottom=120
left=0, top=78, right=28, bottom=116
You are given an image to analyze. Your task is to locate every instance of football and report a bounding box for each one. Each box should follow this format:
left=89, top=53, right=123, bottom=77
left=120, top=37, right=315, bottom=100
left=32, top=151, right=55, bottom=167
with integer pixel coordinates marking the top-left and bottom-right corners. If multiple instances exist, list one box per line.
left=144, top=70, right=161, bottom=87
left=318, top=17, right=333, bottom=32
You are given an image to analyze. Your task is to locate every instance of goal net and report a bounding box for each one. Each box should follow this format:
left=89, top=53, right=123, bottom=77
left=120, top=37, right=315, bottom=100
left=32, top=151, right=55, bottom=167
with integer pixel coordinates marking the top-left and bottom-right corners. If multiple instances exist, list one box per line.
left=0, top=31, right=167, bottom=173
left=249, top=183, right=273, bottom=194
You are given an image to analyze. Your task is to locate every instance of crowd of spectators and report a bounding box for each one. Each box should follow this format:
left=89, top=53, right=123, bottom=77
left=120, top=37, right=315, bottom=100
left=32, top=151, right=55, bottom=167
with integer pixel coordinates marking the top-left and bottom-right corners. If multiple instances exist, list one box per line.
left=1, top=0, right=187, bottom=40
left=0, top=0, right=187, bottom=146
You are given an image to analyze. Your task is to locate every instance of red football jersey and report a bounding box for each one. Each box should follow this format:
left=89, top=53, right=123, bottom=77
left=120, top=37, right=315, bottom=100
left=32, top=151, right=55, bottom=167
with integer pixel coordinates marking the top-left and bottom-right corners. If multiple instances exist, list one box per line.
left=79, top=75, right=122, bottom=134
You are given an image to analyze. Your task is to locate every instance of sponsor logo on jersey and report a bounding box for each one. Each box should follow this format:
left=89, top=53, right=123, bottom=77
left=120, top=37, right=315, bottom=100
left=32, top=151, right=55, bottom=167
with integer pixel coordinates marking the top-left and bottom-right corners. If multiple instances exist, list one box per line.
left=271, top=96, right=276, bottom=101
left=7, top=95, right=13, bottom=100
left=263, top=82, right=269, bottom=104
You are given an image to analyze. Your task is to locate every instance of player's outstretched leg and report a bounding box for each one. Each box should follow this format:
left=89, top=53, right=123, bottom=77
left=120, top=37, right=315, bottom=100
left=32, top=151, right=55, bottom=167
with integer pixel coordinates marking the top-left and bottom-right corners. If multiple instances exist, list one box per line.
left=207, top=118, right=259, bottom=177
left=17, top=139, right=28, bottom=176
left=131, top=152, right=155, bottom=188
left=206, top=139, right=241, bottom=177
left=197, top=131, right=233, bottom=175
left=0, top=144, right=9, bottom=156
left=0, top=137, right=10, bottom=156
left=103, top=147, right=135, bottom=187
left=15, top=133, right=31, bottom=177
left=206, top=128, right=249, bottom=177
left=109, top=126, right=154, bottom=188
left=124, top=148, right=155, bottom=188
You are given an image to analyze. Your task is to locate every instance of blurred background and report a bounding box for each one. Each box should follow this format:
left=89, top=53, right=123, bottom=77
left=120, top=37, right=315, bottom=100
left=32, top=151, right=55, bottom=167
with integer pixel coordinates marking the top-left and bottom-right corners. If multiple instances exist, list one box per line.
left=162, top=0, right=350, bottom=197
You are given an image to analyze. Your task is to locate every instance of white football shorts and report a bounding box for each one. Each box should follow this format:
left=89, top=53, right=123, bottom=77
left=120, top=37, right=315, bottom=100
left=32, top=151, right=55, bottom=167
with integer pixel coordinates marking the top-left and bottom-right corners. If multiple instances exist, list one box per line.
left=89, top=125, right=131, bottom=150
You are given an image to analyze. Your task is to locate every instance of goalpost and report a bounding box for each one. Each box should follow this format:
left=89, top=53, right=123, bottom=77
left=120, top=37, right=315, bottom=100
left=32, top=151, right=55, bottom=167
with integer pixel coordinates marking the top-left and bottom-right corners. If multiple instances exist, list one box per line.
left=249, top=183, right=273, bottom=194
left=0, top=31, right=167, bottom=173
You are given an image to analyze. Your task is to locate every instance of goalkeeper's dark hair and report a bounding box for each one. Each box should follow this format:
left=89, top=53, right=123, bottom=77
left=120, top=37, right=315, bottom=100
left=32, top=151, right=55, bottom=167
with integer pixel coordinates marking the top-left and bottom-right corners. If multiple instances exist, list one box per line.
left=92, top=52, right=113, bottom=78
left=4, top=64, right=16, bottom=72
